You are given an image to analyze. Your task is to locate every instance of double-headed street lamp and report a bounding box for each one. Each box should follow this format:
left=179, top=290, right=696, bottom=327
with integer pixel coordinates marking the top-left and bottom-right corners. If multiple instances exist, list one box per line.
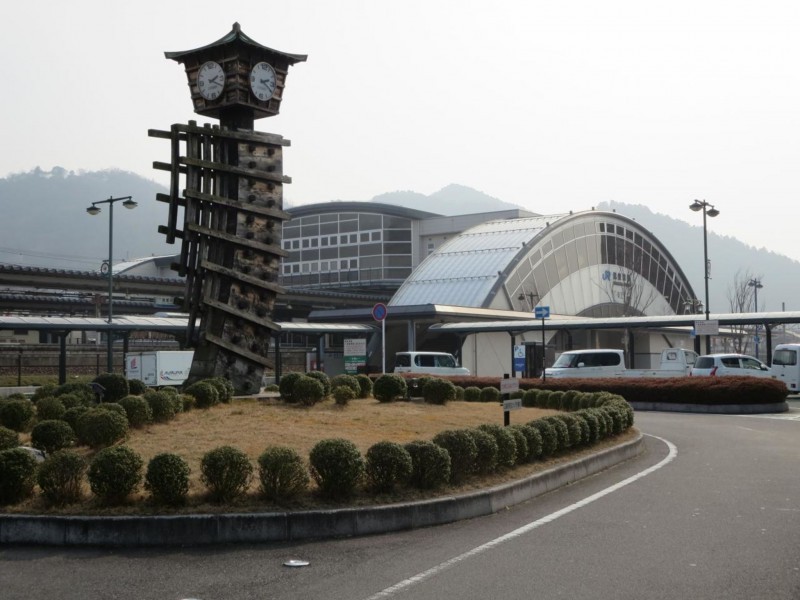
left=86, top=196, right=137, bottom=373
left=748, top=278, right=763, bottom=358
left=689, top=199, right=720, bottom=354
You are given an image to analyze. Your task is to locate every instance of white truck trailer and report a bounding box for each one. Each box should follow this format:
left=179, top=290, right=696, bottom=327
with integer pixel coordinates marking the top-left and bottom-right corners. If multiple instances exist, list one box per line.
left=125, top=351, right=194, bottom=388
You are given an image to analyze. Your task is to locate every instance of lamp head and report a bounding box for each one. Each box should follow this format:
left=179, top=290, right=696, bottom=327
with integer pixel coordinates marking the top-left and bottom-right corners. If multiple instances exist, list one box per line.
left=86, top=205, right=101, bottom=216
left=122, top=198, right=138, bottom=210
left=689, top=200, right=704, bottom=212
left=706, top=207, right=719, bottom=218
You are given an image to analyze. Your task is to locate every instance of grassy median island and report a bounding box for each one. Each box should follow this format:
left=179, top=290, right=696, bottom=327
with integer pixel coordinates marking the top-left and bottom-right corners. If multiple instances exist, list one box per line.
left=5, top=395, right=637, bottom=516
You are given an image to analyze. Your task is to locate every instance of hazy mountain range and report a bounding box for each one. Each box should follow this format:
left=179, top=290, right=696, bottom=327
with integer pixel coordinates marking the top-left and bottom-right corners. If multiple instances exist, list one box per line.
left=1, top=168, right=797, bottom=311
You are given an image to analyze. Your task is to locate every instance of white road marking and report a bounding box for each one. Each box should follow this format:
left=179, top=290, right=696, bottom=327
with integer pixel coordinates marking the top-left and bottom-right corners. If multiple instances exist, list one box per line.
left=363, top=434, right=678, bottom=600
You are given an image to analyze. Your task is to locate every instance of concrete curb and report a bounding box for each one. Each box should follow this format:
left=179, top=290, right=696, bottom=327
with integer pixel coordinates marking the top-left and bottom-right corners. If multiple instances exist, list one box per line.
left=629, top=401, right=789, bottom=414
left=0, top=434, right=644, bottom=547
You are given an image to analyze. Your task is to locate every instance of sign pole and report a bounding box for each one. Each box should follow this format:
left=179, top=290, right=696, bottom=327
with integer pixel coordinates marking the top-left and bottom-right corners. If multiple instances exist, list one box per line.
left=534, top=305, right=551, bottom=382
left=541, top=316, right=546, bottom=382
left=372, top=303, right=388, bottom=374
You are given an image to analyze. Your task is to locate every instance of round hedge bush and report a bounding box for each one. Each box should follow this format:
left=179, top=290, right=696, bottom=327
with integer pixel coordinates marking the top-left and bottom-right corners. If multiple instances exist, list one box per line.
left=144, top=390, right=177, bottom=423
left=0, top=447, right=38, bottom=505
left=93, top=373, right=130, bottom=403
left=422, top=378, right=456, bottom=405
left=37, top=450, right=86, bottom=506
left=404, top=440, right=451, bottom=490
left=507, top=425, right=529, bottom=462
left=373, top=374, right=407, bottom=403
left=479, top=386, right=501, bottom=403
left=365, top=441, right=413, bottom=493
left=293, top=375, right=326, bottom=407
left=184, top=381, right=219, bottom=409
left=553, top=414, right=582, bottom=448
left=95, top=402, right=127, bottom=418
left=76, top=407, right=129, bottom=449
left=478, top=423, right=518, bottom=469
left=0, top=399, right=35, bottom=432
left=278, top=372, right=304, bottom=403
left=127, top=379, right=147, bottom=395
left=356, top=374, right=373, bottom=399
left=467, top=429, right=498, bottom=474
left=36, top=397, right=66, bottom=421
left=57, top=392, right=90, bottom=410
left=332, top=386, right=356, bottom=406
left=463, top=386, right=482, bottom=402
left=32, top=383, right=59, bottom=402
left=306, top=371, right=331, bottom=396
left=432, top=429, right=478, bottom=483
left=511, top=424, right=542, bottom=462
left=119, top=395, right=153, bottom=428
left=200, top=445, right=254, bottom=503
left=63, top=405, right=90, bottom=432
left=145, top=453, right=191, bottom=506
left=0, top=425, right=20, bottom=450
left=257, top=446, right=310, bottom=502
left=309, top=438, right=365, bottom=499
left=541, top=416, right=570, bottom=452
left=88, top=445, right=143, bottom=505
left=31, top=419, right=76, bottom=455
left=55, top=382, right=95, bottom=405
left=527, top=419, right=558, bottom=458
left=330, top=374, right=360, bottom=397
left=206, top=377, right=234, bottom=404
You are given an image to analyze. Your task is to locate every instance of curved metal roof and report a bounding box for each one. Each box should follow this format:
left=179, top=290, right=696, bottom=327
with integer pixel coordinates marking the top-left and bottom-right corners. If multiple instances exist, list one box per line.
left=390, top=214, right=563, bottom=307
left=287, top=201, right=441, bottom=220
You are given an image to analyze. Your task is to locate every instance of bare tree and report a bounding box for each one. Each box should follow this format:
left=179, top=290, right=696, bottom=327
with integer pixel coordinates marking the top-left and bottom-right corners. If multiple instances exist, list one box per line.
left=726, top=269, right=763, bottom=354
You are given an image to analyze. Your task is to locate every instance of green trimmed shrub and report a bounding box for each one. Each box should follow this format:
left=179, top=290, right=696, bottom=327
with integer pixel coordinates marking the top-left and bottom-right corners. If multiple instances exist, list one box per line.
left=542, top=416, right=570, bottom=452
left=422, top=378, right=456, bottom=405
left=373, top=374, right=407, bottom=403
left=88, top=445, right=143, bottom=505
left=31, top=420, right=76, bottom=455
left=57, top=392, right=90, bottom=410
left=407, top=377, right=431, bottom=398
left=76, top=407, right=129, bottom=449
left=468, top=429, right=499, bottom=474
left=547, top=391, right=566, bottom=410
left=553, top=414, right=582, bottom=448
left=0, top=399, right=35, bottom=432
left=32, top=383, right=59, bottom=402
left=257, top=446, right=309, bottom=502
left=479, top=386, right=501, bottom=403
left=528, top=419, right=558, bottom=458
left=293, top=375, right=326, bottom=407
left=522, top=388, right=543, bottom=408
left=309, top=438, right=365, bottom=498
left=206, top=377, right=234, bottom=404
left=127, top=379, right=147, bottom=395
left=278, top=372, right=304, bottom=403
left=585, top=408, right=609, bottom=439
left=63, top=406, right=90, bottom=432
left=95, top=402, right=127, bottom=418
left=478, top=423, right=517, bottom=469
left=432, top=429, right=478, bottom=483
left=264, top=383, right=280, bottom=392
left=355, top=374, right=373, bottom=399
left=331, top=374, right=360, bottom=397
left=306, top=371, right=331, bottom=396
left=365, top=441, right=413, bottom=492
left=463, top=386, right=482, bottom=402
left=179, top=393, right=196, bottom=412
left=454, top=385, right=465, bottom=400
left=572, top=413, right=592, bottom=446
left=160, top=386, right=179, bottom=398
left=55, top=382, right=95, bottom=405
left=507, top=425, right=529, bottom=462
left=562, top=390, right=580, bottom=411
left=36, top=397, right=66, bottom=421
left=144, top=390, right=177, bottom=423
left=511, top=424, right=542, bottom=462
left=332, top=385, right=356, bottom=406
left=0, top=425, right=19, bottom=450
left=0, top=448, right=38, bottom=505
left=93, top=373, right=130, bottom=403
left=36, top=450, right=86, bottom=506
left=145, top=453, right=191, bottom=506
left=404, top=440, right=451, bottom=490
left=200, top=445, right=253, bottom=503
left=119, top=395, right=152, bottom=428
left=184, top=381, right=219, bottom=409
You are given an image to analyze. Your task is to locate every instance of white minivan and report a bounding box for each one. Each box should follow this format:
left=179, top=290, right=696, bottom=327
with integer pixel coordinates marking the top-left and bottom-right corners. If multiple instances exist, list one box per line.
left=393, top=352, right=470, bottom=376
left=770, top=344, right=800, bottom=392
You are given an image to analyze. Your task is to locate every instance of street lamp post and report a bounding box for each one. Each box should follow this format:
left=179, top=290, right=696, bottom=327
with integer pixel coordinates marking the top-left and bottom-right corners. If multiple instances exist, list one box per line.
left=748, top=278, right=763, bottom=358
left=86, top=196, right=137, bottom=373
left=689, top=199, right=719, bottom=354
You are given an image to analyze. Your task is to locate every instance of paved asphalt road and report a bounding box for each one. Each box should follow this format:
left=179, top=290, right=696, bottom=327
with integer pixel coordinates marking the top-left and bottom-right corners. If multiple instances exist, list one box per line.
left=2, top=403, right=799, bottom=600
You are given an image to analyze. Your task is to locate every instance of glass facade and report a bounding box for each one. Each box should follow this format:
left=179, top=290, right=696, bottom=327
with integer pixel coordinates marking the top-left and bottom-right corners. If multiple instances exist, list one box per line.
left=280, top=211, right=413, bottom=288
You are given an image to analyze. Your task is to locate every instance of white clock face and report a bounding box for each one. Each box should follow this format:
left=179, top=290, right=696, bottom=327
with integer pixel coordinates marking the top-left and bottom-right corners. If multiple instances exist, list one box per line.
left=197, top=61, right=225, bottom=100
left=250, top=62, right=277, bottom=101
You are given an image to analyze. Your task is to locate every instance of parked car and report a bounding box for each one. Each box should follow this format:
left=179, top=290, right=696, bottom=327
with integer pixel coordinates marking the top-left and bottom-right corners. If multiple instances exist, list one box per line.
left=691, top=353, right=772, bottom=378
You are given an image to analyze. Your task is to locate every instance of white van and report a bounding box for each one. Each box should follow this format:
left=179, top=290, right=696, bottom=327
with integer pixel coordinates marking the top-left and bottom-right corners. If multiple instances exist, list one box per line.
left=393, top=352, right=470, bottom=376
left=770, top=343, right=800, bottom=392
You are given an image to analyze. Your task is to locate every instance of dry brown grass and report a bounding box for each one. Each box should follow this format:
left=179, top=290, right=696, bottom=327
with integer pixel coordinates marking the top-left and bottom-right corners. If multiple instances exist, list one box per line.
left=8, top=397, right=637, bottom=515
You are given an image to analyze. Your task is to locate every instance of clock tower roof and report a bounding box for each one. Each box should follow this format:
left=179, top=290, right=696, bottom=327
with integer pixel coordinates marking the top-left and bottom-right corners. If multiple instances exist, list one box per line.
left=165, top=22, right=307, bottom=65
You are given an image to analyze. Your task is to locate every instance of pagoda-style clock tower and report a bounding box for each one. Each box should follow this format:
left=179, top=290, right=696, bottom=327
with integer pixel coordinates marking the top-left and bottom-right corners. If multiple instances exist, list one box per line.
left=149, top=23, right=306, bottom=394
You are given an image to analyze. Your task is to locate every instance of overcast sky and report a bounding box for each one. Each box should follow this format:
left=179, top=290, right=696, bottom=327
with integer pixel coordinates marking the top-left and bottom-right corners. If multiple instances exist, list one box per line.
left=3, top=1, right=799, bottom=260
